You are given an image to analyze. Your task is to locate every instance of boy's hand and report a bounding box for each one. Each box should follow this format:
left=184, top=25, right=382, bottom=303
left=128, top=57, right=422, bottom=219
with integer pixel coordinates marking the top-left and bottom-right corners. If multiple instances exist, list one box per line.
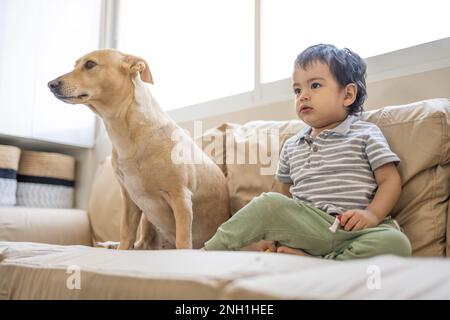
left=340, top=209, right=380, bottom=231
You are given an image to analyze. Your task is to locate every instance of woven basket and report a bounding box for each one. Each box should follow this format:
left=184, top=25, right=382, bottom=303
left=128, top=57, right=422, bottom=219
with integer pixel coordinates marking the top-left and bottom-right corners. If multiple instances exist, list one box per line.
left=0, top=145, right=21, bottom=206
left=16, top=151, right=76, bottom=208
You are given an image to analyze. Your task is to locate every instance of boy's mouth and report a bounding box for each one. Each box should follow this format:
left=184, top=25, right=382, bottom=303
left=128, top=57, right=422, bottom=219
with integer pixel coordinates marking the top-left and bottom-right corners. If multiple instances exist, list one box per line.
left=300, top=105, right=313, bottom=113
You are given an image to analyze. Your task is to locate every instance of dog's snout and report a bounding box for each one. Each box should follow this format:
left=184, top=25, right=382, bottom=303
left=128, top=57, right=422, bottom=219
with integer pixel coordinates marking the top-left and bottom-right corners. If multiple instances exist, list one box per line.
left=48, top=79, right=62, bottom=93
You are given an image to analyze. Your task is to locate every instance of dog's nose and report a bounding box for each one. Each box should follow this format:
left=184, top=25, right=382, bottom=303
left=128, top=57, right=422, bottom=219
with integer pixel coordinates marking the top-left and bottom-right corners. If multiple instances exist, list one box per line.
left=48, top=79, right=62, bottom=93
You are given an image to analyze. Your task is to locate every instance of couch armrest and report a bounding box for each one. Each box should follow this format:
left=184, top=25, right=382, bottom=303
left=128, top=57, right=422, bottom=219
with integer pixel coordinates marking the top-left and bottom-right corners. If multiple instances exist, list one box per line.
left=0, top=207, right=93, bottom=246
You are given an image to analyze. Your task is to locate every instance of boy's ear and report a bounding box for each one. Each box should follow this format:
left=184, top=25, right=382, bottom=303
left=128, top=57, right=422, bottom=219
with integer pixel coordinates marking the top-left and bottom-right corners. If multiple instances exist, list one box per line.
left=121, top=55, right=154, bottom=84
left=343, top=83, right=357, bottom=107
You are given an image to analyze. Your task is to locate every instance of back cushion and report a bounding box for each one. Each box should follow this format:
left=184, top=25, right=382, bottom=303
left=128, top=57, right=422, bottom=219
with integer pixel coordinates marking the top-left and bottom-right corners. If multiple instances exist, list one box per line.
left=223, top=99, right=450, bottom=256
left=195, top=123, right=228, bottom=176
left=222, top=121, right=306, bottom=214
left=447, top=203, right=450, bottom=257
left=88, top=158, right=121, bottom=243
left=362, top=99, right=449, bottom=256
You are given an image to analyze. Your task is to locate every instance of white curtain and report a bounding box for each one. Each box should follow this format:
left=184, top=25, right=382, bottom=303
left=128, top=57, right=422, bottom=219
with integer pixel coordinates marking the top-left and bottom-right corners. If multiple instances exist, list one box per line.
left=0, top=0, right=101, bottom=146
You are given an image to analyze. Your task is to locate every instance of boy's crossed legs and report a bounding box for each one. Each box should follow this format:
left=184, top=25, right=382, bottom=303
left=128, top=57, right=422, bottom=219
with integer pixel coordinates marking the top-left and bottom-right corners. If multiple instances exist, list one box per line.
left=204, top=192, right=411, bottom=261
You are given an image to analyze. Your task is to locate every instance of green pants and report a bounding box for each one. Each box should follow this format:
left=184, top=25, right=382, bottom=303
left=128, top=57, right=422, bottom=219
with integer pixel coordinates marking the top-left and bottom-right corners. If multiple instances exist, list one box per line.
left=204, top=192, right=412, bottom=261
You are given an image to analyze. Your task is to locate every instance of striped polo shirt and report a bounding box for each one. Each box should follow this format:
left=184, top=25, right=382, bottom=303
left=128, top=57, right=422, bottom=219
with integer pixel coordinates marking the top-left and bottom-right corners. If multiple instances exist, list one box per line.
left=276, top=115, right=400, bottom=215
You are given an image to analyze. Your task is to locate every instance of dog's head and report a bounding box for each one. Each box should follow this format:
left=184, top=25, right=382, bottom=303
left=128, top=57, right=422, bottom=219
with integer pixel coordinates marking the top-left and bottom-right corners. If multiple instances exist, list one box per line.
left=48, top=49, right=153, bottom=113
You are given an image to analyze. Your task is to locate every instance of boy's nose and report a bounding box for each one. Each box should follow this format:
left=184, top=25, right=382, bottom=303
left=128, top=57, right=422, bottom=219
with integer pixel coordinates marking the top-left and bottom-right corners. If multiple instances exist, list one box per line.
left=299, top=91, right=310, bottom=101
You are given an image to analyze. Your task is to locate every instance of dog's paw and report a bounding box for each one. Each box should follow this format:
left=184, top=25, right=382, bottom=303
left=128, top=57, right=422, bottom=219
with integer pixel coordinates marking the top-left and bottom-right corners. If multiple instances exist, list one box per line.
left=161, top=240, right=176, bottom=249
left=117, top=243, right=134, bottom=250
left=134, top=240, right=155, bottom=250
left=175, top=240, right=193, bottom=249
left=95, top=241, right=120, bottom=249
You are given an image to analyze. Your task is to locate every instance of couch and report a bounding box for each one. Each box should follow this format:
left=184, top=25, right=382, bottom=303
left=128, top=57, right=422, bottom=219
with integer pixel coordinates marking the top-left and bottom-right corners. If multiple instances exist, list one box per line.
left=0, top=98, right=449, bottom=299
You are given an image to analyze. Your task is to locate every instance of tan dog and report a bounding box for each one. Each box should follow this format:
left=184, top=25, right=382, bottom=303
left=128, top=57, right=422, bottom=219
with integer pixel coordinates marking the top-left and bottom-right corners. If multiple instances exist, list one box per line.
left=48, top=49, right=230, bottom=249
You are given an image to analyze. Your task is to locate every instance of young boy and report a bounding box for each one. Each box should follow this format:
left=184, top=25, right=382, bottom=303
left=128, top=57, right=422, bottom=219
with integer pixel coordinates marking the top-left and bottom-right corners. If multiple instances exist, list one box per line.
left=203, top=44, right=412, bottom=260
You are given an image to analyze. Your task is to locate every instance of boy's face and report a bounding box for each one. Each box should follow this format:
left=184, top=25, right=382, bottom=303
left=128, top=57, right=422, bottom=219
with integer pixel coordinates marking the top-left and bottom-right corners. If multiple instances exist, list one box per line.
left=292, top=61, right=354, bottom=130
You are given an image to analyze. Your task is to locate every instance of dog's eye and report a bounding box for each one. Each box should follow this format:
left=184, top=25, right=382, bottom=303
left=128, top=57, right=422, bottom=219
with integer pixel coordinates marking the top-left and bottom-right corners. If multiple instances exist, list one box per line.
left=84, top=60, right=97, bottom=70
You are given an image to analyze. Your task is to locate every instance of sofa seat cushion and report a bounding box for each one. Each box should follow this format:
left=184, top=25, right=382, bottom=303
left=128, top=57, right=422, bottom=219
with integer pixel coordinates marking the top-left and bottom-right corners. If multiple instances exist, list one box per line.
left=0, top=241, right=323, bottom=299
left=223, top=255, right=450, bottom=299
left=1, top=241, right=450, bottom=299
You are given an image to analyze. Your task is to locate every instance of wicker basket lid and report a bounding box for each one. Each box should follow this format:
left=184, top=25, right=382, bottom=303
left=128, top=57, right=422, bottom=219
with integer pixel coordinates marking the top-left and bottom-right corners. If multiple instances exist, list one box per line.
left=18, top=150, right=76, bottom=181
left=0, top=144, right=21, bottom=171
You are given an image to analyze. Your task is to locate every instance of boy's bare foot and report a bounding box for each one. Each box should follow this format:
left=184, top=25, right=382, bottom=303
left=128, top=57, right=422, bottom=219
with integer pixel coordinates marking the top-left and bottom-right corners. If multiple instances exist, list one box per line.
left=276, top=245, right=311, bottom=257
left=240, top=240, right=277, bottom=252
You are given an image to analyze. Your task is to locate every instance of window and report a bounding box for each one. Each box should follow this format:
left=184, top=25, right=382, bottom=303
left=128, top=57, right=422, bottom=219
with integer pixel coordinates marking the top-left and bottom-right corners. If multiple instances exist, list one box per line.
left=1, top=0, right=449, bottom=129
left=116, top=0, right=254, bottom=111
left=0, top=0, right=100, bottom=145
left=261, top=0, right=450, bottom=83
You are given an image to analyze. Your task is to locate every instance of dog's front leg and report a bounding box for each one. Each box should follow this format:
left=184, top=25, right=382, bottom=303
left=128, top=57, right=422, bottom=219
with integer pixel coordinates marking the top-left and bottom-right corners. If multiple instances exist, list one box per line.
left=166, top=189, right=193, bottom=249
left=134, top=215, right=161, bottom=250
left=118, top=185, right=142, bottom=250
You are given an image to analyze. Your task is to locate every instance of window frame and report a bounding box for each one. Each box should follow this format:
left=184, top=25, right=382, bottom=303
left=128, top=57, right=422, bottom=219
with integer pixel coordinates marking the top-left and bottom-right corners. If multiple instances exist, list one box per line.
left=104, top=0, right=450, bottom=123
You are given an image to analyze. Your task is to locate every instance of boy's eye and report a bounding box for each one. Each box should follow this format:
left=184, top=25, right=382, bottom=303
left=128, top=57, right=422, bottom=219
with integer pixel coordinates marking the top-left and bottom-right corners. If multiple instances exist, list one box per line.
left=293, top=88, right=301, bottom=95
left=311, top=82, right=321, bottom=89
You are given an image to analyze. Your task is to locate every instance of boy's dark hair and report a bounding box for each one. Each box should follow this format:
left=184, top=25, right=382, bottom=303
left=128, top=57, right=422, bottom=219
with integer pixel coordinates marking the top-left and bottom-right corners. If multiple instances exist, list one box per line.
left=294, top=44, right=367, bottom=115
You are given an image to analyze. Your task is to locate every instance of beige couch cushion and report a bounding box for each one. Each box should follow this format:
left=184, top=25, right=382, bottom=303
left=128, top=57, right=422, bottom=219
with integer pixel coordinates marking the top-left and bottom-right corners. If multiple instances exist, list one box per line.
left=0, top=241, right=321, bottom=299
left=223, top=99, right=450, bottom=256
left=2, top=241, right=450, bottom=299
left=222, top=255, right=450, bottom=299
left=0, top=207, right=92, bottom=246
left=195, top=123, right=228, bottom=176
left=447, top=201, right=450, bottom=257
left=87, top=158, right=121, bottom=243
left=362, top=99, right=449, bottom=256
left=221, top=121, right=306, bottom=214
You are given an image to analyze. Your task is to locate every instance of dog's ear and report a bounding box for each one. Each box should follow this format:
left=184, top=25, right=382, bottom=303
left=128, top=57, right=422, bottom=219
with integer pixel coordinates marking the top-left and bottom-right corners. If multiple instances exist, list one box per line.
left=121, top=55, right=154, bottom=84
